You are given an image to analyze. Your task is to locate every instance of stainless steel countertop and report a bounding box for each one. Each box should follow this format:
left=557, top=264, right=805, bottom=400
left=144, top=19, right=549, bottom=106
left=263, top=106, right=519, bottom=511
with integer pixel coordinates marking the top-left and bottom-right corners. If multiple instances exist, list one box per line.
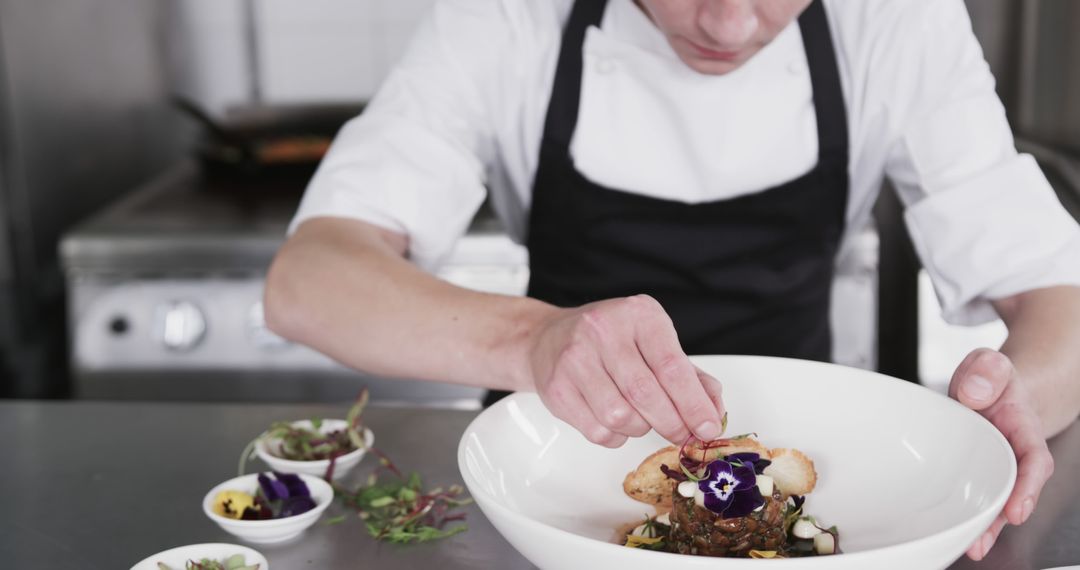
left=1, top=400, right=1078, bottom=569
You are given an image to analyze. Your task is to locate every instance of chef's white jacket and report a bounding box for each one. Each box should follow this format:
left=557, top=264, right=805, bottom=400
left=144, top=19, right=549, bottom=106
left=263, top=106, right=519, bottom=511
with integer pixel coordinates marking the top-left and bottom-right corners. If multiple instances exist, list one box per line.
left=290, top=0, right=1080, bottom=326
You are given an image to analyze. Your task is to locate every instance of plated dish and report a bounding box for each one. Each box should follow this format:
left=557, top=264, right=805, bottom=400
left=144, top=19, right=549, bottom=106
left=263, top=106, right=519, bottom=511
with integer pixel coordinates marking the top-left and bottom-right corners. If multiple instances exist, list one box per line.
left=129, top=543, right=268, bottom=570
left=254, top=419, right=374, bottom=481
left=244, top=390, right=374, bottom=481
left=619, top=435, right=838, bottom=558
left=458, top=355, right=1016, bottom=569
left=202, top=473, right=334, bottom=544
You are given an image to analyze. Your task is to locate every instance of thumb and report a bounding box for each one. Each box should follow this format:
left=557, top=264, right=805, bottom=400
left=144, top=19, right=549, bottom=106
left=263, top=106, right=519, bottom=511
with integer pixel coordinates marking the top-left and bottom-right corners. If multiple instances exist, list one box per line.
left=949, top=348, right=1013, bottom=411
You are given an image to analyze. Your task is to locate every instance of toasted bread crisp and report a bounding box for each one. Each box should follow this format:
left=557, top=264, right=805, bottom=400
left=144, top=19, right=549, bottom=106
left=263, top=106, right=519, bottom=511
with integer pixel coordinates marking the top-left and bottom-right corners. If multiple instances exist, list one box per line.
left=622, top=437, right=774, bottom=508
left=714, top=438, right=771, bottom=461
left=623, top=446, right=678, bottom=508
left=762, top=448, right=817, bottom=497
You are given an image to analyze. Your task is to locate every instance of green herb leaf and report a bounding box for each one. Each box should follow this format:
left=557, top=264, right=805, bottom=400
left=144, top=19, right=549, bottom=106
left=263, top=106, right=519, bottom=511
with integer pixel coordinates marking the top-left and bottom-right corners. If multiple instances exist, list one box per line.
left=324, top=514, right=347, bottom=526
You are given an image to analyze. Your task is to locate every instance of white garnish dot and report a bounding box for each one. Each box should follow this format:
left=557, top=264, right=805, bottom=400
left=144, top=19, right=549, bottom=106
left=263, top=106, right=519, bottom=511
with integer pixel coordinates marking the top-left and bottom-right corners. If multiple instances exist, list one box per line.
left=655, top=512, right=671, bottom=525
left=756, top=474, right=774, bottom=497
left=792, top=518, right=822, bottom=539
left=814, top=531, right=836, bottom=554
left=677, top=480, right=697, bottom=498
left=694, top=488, right=706, bottom=509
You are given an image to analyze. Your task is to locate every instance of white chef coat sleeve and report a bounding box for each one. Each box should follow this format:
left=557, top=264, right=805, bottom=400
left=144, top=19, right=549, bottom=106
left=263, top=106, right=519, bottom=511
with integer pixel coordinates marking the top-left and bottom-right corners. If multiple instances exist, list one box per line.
left=288, top=0, right=505, bottom=271
left=881, top=0, right=1080, bottom=326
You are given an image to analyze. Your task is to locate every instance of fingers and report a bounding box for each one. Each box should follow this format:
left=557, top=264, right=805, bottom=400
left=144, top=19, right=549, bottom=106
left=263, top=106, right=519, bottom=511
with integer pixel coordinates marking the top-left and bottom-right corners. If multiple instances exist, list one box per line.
left=695, top=366, right=727, bottom=426
left=628, top=296, right=724, bottom=440
left=541, top=378, right=628, bottom=448
left=534, top=295, right=726, bottom=448
left=997, top=402, right=1055, bottom=525
left=949, top=348, right=1012, bottom=411
left=965, top=513, right=1008, bottom=561
left=599, top=337, right=688, bottom=443
left=568, top=346, right=652, bottom=439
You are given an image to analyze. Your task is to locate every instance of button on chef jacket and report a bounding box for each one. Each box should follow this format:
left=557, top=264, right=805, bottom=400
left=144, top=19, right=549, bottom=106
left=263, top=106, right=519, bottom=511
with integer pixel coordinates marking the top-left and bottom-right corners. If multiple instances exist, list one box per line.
left=290, top=0, right=1080, bottom=327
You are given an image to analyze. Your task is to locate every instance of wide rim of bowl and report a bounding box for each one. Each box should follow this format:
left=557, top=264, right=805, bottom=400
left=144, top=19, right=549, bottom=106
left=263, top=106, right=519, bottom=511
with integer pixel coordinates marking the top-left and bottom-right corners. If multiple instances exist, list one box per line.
left=130, top=542, right=268, bottom=570
left=457, top=355, right=1017, bottom=566
left=254, top=421, right=374, bottom=469
left=202, top=472, right=333, bottom=527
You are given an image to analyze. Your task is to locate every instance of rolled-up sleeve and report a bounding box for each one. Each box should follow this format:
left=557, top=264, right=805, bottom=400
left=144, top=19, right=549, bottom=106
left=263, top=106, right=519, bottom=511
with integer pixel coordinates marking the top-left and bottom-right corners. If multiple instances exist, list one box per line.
left=883, top=0, right=1080, bottom=325
left=289, top=0, right=505, bottom=271
left=904, top=155, right=1080, bottom=325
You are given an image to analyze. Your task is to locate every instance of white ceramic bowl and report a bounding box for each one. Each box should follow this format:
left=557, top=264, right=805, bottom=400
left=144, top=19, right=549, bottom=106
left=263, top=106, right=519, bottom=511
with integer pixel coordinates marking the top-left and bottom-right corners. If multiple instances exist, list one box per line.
left=202, top=473, right=333, bottom=544
left=458, top=355, right=1016, bottom=570
left=255, top=419, right=374, bottom=481
left=130, top=543, right=268, bottom=570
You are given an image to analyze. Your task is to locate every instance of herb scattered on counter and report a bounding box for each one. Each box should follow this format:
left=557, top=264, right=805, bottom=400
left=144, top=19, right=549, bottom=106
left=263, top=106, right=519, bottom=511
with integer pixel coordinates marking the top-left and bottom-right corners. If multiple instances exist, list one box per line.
left=236, top=387, right=472, bottom=543
left=335, top=448, right=473, bottom=544
left=157, top=554, right=259, bottom=570
left=238, top=390, right=370, bottom=480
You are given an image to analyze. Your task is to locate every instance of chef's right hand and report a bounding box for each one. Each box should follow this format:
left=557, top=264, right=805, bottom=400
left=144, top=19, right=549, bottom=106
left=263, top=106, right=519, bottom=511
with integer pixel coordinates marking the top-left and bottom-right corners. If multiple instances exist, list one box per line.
left=526, top=294, right=726, bottom=448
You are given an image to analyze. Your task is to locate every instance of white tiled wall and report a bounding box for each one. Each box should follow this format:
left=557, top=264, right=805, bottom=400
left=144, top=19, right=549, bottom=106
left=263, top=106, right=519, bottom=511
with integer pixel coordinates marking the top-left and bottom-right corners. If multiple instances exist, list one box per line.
left=167, top=0, right=437, bottom=116
left=166, top=0, right=253, bottom=116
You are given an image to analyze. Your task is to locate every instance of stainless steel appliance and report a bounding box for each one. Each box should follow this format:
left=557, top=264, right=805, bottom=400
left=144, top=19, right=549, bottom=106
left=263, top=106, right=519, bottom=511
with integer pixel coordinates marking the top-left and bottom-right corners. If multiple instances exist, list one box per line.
left=62, top=161, right=527, bottom=405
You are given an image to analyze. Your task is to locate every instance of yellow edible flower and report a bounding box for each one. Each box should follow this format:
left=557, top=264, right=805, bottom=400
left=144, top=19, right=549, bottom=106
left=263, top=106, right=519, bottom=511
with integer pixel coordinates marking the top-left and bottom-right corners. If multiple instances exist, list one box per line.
left=213, top=490, right=255, bottom=519
left=624, top=535, right=663, bottom=549
left=749, top=550, right=782, bottom=559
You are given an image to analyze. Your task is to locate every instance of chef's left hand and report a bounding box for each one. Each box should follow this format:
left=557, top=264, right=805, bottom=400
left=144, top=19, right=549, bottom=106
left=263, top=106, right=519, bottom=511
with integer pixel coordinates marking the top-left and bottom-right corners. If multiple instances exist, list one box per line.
left=948, top=348, right=1055, bottom=561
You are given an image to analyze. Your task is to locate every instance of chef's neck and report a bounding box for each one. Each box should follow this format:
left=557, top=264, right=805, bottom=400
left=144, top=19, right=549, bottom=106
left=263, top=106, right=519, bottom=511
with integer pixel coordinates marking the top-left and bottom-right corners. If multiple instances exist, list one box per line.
left=631, top=0, right=812, bottom=75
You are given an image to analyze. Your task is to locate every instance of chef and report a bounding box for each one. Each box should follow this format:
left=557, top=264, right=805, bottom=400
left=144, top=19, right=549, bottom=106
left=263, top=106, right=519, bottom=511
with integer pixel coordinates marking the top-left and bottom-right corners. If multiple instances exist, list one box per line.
left=265, top=0, right=1080, bottom=559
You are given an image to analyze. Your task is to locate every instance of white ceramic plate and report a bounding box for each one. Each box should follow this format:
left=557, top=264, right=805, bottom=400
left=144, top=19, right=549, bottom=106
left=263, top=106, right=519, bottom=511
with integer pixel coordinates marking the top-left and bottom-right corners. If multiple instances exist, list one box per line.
left=458, top=355, right=1016, bottom=569
left=130, top=543, right=268, bottom=570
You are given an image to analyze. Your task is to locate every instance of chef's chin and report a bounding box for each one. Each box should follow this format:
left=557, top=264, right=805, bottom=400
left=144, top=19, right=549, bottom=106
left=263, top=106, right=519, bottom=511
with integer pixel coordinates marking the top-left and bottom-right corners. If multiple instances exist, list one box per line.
left=676, top=53, right=751, bottom=76
left=673, top=41, right=757, bottom=76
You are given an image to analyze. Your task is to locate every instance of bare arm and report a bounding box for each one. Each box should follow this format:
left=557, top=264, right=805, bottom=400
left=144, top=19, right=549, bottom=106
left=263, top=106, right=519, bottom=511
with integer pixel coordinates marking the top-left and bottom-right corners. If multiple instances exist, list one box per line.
left=264, top=216, right=726, bottom=446
left=993, top=285, right=1080, bottom=437
left=264, top=217, right=548, bottom=391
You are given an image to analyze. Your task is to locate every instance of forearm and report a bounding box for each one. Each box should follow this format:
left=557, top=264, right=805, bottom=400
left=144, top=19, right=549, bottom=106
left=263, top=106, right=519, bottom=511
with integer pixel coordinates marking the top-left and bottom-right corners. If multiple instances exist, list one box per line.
left=993, top=285, right=1080, bottom=437
left=264, top=217, right=554, bottom=392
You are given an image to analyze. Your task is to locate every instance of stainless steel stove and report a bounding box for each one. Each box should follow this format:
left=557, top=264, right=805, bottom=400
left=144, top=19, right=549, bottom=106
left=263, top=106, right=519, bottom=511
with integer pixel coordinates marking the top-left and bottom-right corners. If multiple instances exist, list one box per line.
left=61, top=162, right=528, bottom=406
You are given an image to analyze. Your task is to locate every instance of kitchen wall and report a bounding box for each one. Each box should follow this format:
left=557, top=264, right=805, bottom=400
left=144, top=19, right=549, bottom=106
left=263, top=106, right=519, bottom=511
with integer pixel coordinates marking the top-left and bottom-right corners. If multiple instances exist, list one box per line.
left=167, top=0, right=436, bottom=117
left=0, top=0, right=190, bottom=397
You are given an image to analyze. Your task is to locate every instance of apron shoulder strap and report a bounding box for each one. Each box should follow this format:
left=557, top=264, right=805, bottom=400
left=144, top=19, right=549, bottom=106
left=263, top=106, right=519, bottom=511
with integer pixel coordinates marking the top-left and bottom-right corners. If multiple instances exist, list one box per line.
left=798, top=0, right=849, bottom=163
left=543, top=0, right=610, bottom=149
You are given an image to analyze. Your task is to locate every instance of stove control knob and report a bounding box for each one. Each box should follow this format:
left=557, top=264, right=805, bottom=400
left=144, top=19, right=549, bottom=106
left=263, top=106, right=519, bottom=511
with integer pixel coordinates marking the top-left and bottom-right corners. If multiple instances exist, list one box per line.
left=155, top=300, right=207, bottom=352
left=248, top=301, right=290, bottom=351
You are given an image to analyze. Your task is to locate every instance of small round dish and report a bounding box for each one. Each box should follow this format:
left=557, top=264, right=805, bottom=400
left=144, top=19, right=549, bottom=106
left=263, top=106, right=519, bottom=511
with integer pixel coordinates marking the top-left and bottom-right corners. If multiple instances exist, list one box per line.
left=255, top=419, right=374, bottom=481
left=202, top=473, right=333, bottom=544
left=130, top=543, right=268, bottom=570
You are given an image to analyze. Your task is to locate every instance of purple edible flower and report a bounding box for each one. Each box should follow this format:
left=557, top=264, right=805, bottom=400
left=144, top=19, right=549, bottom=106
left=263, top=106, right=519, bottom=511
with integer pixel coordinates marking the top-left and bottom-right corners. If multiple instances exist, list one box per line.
left=274, top=472, right=311, bottom=498
left=279, top=495, right=317, bottom=517
left=724, top=452, right=772, bottom=475
left=698, top=459, right=765, bottom=519
left=258, top=473, right=289, bottom=501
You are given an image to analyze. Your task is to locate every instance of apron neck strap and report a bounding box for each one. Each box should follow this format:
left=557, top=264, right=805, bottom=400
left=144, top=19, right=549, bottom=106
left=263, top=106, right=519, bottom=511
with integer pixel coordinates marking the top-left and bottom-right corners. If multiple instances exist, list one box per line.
left=797, top=0, right=849, bottom=163
left=542, top=0, right=610, bottom=148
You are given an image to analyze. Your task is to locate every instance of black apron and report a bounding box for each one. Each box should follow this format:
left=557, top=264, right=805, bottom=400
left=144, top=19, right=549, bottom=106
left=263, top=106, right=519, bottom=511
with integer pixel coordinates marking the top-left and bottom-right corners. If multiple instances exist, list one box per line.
left=485, top=0, right=848, bottom=406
